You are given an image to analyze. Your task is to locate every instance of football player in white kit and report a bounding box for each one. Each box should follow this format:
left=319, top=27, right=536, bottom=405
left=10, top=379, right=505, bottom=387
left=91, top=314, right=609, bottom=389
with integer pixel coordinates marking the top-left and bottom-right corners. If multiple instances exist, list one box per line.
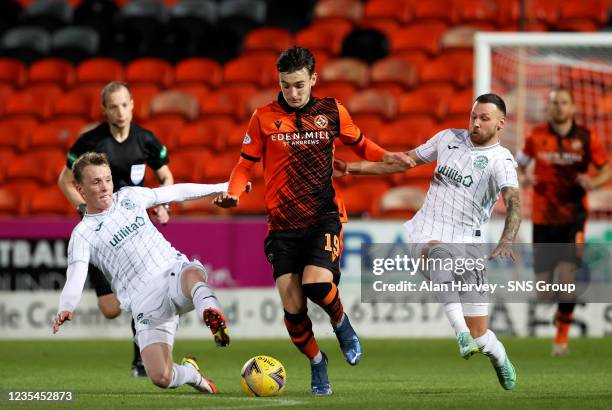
left=53, top=152, right=247, bottom=393
left=335, top=94, right=521, bottom=390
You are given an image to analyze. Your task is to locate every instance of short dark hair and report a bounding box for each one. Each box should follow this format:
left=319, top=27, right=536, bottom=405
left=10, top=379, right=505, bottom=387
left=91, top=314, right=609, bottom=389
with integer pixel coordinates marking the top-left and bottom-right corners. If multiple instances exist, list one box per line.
left=73, top=152, right=111, bottom=184
left=475, top=93, right=506, bottom=116
left=101, top=81, right=131, bottom=107
left=276, top=45, right=316, bottom=74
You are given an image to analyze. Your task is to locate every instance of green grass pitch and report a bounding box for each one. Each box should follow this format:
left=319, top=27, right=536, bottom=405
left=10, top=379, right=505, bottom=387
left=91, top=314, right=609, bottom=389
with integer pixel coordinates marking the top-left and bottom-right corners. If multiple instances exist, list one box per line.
left=1, top=338, right=611, bottom=409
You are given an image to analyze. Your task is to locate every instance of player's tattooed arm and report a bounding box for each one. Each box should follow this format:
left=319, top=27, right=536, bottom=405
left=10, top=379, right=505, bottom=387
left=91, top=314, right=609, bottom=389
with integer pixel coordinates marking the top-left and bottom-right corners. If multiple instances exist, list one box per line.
left=334, top=150, right=422, bottom=176
left=491, top=186, right=521, bottom=260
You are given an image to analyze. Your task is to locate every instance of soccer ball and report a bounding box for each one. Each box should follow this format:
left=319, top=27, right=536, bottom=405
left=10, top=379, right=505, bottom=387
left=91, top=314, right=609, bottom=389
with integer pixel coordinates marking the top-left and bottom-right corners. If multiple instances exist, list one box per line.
left=240, top=355, right=286, bottom=397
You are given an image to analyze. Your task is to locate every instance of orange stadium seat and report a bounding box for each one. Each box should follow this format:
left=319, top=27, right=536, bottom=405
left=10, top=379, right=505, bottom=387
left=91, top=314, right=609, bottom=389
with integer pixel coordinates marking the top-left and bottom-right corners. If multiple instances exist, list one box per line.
left=597, top=94, right=612, bottom=114
left=30, top=117, right=87, bottom=150
left=359, top=18, right=402, bottom=38
left=420, top=51, right=473, bottom=88
left=6, top=148, right=64, bottom=185
left=4, top=84, right=62, bottom=119
left=314, top=0, right=364, bottom=23
left=53, top=86, right=97, bottom=120
left=370, top=57, right=419, bottom=91
left=295, top=19, right=354, bottom=56
left=390, top=22, right=448, bottom=55
left=28, top=58, right=75, bottom=87
left=76, top=57, right=124, bottom=84
left=245, top=87, right=278, bottom=116
left=448, top=88, right=474, bottom=118
left=337, top=179, right=391, bottom=215
left=149, top=90, right=199, bottom=120
left=377, top=116, right=436, bottom=150
left=177, top=118, right=236, bottom=151
left=0, top=58, right=27, bottom=87
left=441, top=24, right=495, bottom=49
left=0, top=84, right=14, bottom=116
left=141, top=116, right=185, bottom=150
left=223, top=53, right=278, bottom=87
left=167, top=148, right=212, bottom=183
left=397, top=85, right=454, bottom=120
left=130, top=83, right=160, bottom=121
left=201, top=150, right=239, bottom=182
left=0, top=184, right=26, bottom=216
left=126, top=58, right=174, bottom=88
left=0, top=148, right=16, bottom=183
left=229, top=180, right=266, bottom=214
left=225, top=121, right=249, bottom=151
left=558, top=0, right=608, bottom=30
left=413, top=0, right=458, bottom=24
left=320, top=58, right=370, bottom=88
left=525, top=0, right=559, bottom=27
left=363, top=0, right=413, bottom=24
left=28, top=186, right=73, bottom=215
left=243, top=27, right=293, bottom=54
left=174, top=58, right=223, bottom=88
left=438, top=117, right=469, bottom=130
left=347, top=90, right=397, bottom=120
left=0, top=116, right=38, bottom=151
left=173, top=83, right=210, bottom=109
left=200, top=85, right=257, bottom=120
left=394, top=51, right=429, bottom=72
left=456, top=0, right=500, bottom=25
left=352, top=115, right=383, bottom=143
left=314, top=83, right=358, bottom=104
left=374, top=185, right=427, bottom=219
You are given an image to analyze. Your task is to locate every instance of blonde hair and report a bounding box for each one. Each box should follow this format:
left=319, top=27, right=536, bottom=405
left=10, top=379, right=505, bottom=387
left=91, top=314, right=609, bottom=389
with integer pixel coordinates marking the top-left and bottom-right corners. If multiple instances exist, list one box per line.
left=72, top=152, right=110, bottom=184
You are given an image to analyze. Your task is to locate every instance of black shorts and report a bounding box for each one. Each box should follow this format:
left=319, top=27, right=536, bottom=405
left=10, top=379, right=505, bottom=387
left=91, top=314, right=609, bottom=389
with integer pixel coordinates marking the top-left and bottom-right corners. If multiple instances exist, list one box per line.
left=264, top=217, right=343, bottom=283
left=533, top=220, right=585, bottom=273
left=89, top=263, right=113, bottom=297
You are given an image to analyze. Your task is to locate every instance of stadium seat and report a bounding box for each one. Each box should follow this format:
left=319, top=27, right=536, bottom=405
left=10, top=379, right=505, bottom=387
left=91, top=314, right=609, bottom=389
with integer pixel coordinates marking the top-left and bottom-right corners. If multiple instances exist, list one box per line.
left=456, top=0, right=500, bottom=25
left=337, top=179, right=391, bottom=215
left=294, top=19, right=353, bottom=56
left=30, top=117, right=87, bottom=150
left=314, top=0, right=364, bottom=23
left=4, top=84, right=62, bottom=119
left=0, top=26, right=51, bottom=64
left=340, top=28, right=389, bottom=64
left=243, top=27, right=293, bottom=54
left=351, top=115, right=383, bottom=142
left=363, top=0, right=413, bottom=24
left=347, top=90, right=397, bottom=120
left=448, top=88, right=474, bottom=118
left=174, top=58, right=223, bottom=88
left=149, top=90, right=199, bottom=121
left=0, top=84, right=14, bottom=116
left=51, top=26, right=100, bottom=64
left=413, top=0, right=458, bottom=24
left=377, top=116, right=436, bottom=150
left=389, top=22, right=448, bottom=55
left=245, top=87, right=279, bottom=117
left=559, top=0, right=608, bottom=28
left=223, top=53, right=278, bottom=87
left=28, top=58, right=75, bottom=87
left=126, top=58, right=173, bottom=88
left=420, top=52, right=473, bottom=88
left=201, top=150, right=239, bottom=182
left=314, top=83, right=357, bottom=104
left=28, top=186, right=73, bottom=215
left=441, top=24, right=495, bottom=49
left=172, top=83, right=209, bottom=110
left=177, top=118, right=235, bottom=151
left=60, top=83, right=104, bottom=120
left=359, top=18, right=402, bottom=38
left=393, top=51, right=429, bottom=72
left=320, top=58, right=370, bottom=88
left=169, top=148, right=212, bottom=183
left=76, top=57, right=124, bottom=84
left=0, top=148, right=16, bottom=183
left=374, top=185, right=427, bottom=219
left=141, top=116, right=185, bottom=150
left=0, top=58, right=27, bottom=87
left=130, top=83, right=160, bottom=121
left=172, top=0, right=217, bottom=24
left=164, top=2, right=215, bottom=63
left=105, top=9, right=165, bottom=63
left=0, top=1, right=23, bottom=39
left=0, top=116, right=38, bottom=152
left=525, top=0, right=560, bottom=27
left=397, top=85, right=454, bottom=120
left=370, top=57, right=419, bottom=91
left=6, top=148, right=64, bottom=185
left=200, top=85, right=257, bottom=120
left=225, top=121, right=249, bottom=151
left=0, top=183, right=27, bottom=216
left=22, top=0, right=73, bottom=32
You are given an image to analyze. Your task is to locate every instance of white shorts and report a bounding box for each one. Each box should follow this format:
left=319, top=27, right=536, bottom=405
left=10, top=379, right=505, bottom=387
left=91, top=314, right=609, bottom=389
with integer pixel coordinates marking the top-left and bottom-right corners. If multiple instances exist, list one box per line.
left=132, top=259, right=207, bottom=351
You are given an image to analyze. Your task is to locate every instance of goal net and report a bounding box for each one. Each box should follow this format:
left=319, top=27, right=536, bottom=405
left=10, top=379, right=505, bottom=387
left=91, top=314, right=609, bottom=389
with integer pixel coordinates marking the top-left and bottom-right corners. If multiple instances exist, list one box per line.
left=474, top=33, right=612, bottom=154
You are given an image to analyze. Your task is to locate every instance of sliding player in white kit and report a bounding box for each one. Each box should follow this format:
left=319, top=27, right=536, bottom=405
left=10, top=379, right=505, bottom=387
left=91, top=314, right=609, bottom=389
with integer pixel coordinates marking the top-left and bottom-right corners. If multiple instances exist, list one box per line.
left=336, top=94, right=521, bottom=390
left=53, top=152, right=246, bottom=393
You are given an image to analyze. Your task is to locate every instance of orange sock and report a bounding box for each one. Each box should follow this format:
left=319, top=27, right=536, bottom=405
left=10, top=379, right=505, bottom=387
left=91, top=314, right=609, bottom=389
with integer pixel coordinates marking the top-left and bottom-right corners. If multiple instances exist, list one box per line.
left=284, top=310, right=320, bottom=359
left=554, top=311, right=573, bottom=345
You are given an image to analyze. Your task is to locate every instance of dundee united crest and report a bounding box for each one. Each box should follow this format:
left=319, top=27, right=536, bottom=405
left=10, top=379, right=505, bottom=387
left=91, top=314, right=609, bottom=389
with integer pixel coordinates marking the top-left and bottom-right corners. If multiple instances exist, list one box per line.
left=314, top=115, right=328, bottom=128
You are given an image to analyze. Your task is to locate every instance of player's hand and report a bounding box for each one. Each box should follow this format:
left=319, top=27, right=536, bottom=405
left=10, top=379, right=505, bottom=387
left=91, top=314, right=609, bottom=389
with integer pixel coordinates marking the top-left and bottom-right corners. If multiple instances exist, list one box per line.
left=576, top=174, right=594, bottom=191
left=383, top=151, right=416, bottom=168
left=489, top=241, right=515, bottom=262
left=151, top=205, right=170, bottom=224
left=213, top=193, right=239, bottom=208
left=53, top=311, right=73, bottom=334
left=333, top=159, right=348, bottom=177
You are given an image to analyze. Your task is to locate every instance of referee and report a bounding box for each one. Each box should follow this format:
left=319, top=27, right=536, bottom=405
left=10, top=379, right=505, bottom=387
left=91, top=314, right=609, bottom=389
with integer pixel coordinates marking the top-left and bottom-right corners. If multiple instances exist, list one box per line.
left=58, top=81, right=175, bottom=376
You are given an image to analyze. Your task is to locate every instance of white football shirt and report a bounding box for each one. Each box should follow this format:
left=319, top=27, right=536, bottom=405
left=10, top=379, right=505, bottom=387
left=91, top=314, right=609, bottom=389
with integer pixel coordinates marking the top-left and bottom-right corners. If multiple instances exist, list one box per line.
left=404, top=128, right=519, bottom=243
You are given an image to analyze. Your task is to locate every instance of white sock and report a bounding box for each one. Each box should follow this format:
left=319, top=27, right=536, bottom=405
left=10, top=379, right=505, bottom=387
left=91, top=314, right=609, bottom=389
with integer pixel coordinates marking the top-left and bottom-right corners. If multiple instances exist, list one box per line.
left=191, top=282, right=221, bottom=320
left=310, top=351, right=323, bottom=365
left=169, top=363, right=200, bottom=388
left=444, top=303, right=470, bottom=335
left=333, top=313, right=346, bottom=329
left=475, top=329, right=507, bottom=366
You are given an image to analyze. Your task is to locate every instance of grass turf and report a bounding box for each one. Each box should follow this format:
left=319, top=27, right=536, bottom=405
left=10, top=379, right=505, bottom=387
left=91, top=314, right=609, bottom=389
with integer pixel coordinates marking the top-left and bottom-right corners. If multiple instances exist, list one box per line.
left=1, top=338, right=611, bottom=409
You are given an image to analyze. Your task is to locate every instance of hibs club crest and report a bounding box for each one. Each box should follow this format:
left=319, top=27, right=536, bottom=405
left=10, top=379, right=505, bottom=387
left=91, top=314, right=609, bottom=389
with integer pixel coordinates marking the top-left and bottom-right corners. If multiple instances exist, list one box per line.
left=121, top=198, right=135, bottom=210
left=474, top=155, right=489, bottom=170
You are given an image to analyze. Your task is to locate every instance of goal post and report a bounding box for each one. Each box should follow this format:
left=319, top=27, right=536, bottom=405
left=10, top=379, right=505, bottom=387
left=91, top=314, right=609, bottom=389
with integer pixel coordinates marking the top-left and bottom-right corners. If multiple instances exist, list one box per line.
left=474, top=32, right=612, bottom=153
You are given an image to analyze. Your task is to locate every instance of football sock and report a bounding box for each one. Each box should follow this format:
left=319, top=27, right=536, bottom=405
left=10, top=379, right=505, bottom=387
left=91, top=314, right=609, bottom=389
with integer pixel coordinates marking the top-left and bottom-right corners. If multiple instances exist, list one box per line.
left=475, top=329, right=507, bottom=366
left=131, top=319, right=141, bottom=365
left=311, top=351, right=323, bottom=365
left=169, top=363, right=200, bottom=388
left=443, top=303, right=470, bottom=335
left=302, top=282, right=345, bottom=325
left=191, top=282, right=221, bottom=320
left=284, top=310, right=319, bottom=359
left=554, top=304, right=575, bottom=345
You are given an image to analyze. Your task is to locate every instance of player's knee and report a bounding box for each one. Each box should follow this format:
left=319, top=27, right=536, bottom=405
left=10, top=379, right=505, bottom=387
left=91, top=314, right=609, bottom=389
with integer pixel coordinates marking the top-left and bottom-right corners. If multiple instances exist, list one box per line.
left=302, top=282, right=332, bottom=303
left=149, top=369, right=172, bottom=388
left=284, top=309, right=308, bottom=324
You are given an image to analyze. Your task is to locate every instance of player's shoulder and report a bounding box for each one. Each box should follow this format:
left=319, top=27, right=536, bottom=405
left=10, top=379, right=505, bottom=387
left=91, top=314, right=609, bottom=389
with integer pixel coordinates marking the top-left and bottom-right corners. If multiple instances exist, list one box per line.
left=528, top=123, right=550, bottom=137
left=491, top=145, right=518, bottom=166
left=439, top=128, right=468, bottom=143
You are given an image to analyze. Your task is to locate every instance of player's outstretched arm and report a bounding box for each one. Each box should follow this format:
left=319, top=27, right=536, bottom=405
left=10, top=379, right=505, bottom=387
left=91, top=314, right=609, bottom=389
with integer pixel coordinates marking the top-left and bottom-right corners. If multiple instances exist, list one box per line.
left=213, top=156, right=255, bottom=208
left=54, top=261, right=88, bottom=334
left=490, top=186, right=521, bottom=261
left=335, top=150, right=422, bottom=176
left=147, top=182, right=231, bottom=207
